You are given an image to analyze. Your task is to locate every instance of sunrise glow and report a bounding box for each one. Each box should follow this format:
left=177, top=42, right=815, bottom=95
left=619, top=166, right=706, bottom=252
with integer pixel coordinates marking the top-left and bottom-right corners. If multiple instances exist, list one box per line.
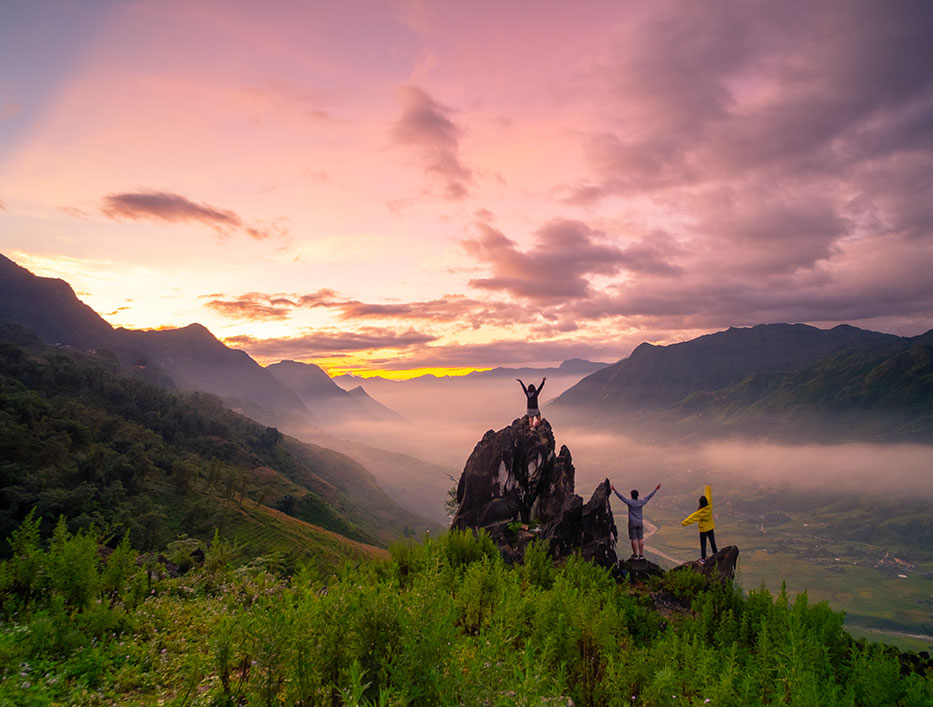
left=3, top=1, right=933, bottom=376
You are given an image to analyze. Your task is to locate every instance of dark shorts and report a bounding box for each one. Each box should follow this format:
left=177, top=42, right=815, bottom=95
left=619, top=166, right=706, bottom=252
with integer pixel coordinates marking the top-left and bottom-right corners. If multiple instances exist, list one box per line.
left=628, top=523, right=644, bottom=540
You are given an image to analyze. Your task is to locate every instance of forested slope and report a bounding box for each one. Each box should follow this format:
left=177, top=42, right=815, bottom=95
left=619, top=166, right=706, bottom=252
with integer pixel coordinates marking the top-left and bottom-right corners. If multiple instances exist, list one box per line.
left=0, top=324, right=434, bottom=562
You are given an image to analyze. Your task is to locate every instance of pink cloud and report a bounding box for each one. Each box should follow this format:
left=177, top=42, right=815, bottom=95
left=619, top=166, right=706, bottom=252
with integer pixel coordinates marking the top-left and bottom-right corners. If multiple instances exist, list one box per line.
left=464, top=219, right=680, bottom=301
left=391, top=85, right=472, bottom=199
left=226, top=327, right=438, bottom=359
left=102, top=190, right=287, bottom=240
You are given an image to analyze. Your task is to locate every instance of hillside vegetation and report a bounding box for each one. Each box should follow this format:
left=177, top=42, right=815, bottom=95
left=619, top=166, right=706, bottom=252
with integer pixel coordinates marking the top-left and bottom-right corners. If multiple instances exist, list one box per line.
left=0, top=324, right=434, bottom=565
left=554, top=324, right=933, bottom=441
left=0, top=523, right=930, bottom=705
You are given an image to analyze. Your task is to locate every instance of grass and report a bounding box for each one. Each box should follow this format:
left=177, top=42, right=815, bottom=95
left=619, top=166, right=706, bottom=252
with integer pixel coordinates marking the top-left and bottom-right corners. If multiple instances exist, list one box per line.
left=220, top=499, right=389, bottom=570
left=4, top=527, right=930, bottom=705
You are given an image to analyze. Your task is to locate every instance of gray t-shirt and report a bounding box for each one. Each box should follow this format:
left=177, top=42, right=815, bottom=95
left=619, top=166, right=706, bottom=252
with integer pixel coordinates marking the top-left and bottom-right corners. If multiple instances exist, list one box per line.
left=613, top=488, right=657, bottom=526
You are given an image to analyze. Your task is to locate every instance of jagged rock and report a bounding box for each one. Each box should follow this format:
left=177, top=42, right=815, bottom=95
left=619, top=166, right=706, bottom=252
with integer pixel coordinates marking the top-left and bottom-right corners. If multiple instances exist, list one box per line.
left=671, top=546, right=740, bottom=582
left=616, top=556, right=665, bottom=583
left=451, top=418, right=618, bottom=568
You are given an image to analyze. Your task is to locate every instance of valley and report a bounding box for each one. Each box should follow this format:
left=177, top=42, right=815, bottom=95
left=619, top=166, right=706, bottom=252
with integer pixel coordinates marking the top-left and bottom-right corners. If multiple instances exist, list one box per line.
left=629, top=500, right=933, bottom=652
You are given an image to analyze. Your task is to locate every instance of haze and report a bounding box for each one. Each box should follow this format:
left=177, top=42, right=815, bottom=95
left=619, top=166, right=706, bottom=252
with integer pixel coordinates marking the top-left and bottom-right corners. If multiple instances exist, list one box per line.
left=299, top=374, right=933, bottom=520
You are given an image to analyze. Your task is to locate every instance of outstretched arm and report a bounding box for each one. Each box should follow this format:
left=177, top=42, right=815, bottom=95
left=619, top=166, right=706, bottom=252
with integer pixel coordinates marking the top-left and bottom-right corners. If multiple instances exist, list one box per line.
left=642, top=483, right=661, bottom=504
left=516, top=378, right=528, bottom=394
left=682, top=508, right=703, bottom=526
left=704, top=484, right=712, bottom=506
left=610, top=484, right=633, bottom=506
left=537, top=377, right=546, bottom=394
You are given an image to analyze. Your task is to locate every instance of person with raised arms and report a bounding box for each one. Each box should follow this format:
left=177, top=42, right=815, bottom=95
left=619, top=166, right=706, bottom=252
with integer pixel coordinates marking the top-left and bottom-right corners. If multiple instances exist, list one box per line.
left=517, top=377, right=546, bottom=430
left=682, top=484, right=717, bottom=563
left=611, top=482, right=661, bottom=560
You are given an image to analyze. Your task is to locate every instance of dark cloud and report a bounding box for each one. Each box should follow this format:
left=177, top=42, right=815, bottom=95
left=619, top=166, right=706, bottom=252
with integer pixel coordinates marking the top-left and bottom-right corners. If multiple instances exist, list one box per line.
left=551, top=2, right=933, bottom=330
left=392, top=85, right=472, bottom=199
left=297, top=289, right=342, bottom=307
left=101, top=190, right=286, bottom=240
left=203, top=287, right=537, bottom=329
left=225, top=327, right=437, bottom=359
left=203, top=293, right=297, bottom=321
left=558, top=232, right=933, bottom=332
left=202, top=289, right=342, bottom=321
left=691, top=186, right=847, bottom=275
left=333, top=295, right=535, bottom=329
left=566, top=1, right=933, bottom=201
left=464, top=219, right=680, bottom=301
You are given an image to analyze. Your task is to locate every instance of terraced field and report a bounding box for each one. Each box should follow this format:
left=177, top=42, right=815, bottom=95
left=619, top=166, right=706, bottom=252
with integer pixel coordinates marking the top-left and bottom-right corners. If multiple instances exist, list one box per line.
left=216, top=498, right=389, bottom=572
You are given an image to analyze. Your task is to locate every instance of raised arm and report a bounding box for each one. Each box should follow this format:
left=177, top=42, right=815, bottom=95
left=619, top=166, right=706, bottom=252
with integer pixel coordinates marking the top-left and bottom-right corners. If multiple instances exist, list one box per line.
left=642, top=483, right=661, bottom=504
left=682, top=508, right=703, bottom=526
left=610, top=484, right=633, bottom=506
left=537, top=377, right=546, bottom=394
left=704, top=484, right=712, bottom=506
left=516, top=378, right=528, bottom=394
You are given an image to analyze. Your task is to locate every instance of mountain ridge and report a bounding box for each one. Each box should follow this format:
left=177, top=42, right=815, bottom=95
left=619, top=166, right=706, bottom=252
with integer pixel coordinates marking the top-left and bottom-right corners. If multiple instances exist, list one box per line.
left=553, top=323, right=933, bottom=441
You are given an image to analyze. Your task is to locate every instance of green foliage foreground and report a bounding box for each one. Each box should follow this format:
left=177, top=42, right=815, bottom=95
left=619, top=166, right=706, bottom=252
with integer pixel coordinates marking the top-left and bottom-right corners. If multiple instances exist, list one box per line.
left=0, top=523, right=930, bottom=706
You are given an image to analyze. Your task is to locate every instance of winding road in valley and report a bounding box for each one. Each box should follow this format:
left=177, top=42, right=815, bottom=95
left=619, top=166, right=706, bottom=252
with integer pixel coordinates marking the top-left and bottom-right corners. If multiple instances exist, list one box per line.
left=615, top=515, right=684, bottom=566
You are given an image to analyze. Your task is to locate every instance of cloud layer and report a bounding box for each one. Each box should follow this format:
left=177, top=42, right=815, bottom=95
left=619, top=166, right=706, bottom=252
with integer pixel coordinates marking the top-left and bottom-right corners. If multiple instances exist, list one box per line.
left=102, top=191, right=286, bottom=240
left=392, top=86, right=472, bottom=200
left=5, top=1, right=933, bottom=371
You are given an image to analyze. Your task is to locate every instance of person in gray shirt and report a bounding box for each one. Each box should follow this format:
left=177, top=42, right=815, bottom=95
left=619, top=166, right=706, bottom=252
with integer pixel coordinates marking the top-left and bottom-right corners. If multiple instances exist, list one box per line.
left=611, top=482, right=661, bottom=560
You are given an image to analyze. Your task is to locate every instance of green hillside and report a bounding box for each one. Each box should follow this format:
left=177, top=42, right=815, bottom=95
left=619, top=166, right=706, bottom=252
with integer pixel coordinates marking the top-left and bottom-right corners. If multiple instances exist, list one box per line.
left=1, top=527, right=930, bottom=705
left=554, top=324, right=933, bottom=441
left=0, top=323, right=434, bottom=564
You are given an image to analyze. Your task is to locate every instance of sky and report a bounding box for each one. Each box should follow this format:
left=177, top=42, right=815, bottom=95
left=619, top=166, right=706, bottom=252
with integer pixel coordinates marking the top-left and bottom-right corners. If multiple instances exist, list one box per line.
left=2, top=0, right=933, bottom=376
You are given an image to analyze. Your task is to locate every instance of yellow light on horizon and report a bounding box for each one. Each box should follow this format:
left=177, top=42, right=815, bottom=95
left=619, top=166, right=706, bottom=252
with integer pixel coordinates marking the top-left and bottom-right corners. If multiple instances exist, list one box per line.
left=325, top=366, right=492, bottom=380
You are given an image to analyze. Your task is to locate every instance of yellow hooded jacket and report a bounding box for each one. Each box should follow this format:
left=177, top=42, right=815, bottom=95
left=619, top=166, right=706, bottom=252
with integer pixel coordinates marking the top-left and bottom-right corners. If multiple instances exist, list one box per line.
left=681, top=485, right=714, bottom=532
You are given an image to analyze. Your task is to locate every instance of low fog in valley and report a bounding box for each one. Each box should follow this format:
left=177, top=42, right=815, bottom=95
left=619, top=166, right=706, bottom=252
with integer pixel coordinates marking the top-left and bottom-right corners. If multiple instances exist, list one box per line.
left=295, top=372, right=933, bottom=521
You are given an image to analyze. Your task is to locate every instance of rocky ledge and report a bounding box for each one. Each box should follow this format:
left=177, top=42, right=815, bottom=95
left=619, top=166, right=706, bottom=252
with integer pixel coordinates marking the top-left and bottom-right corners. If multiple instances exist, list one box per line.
left=450, top=417, right=618, bottom=567
left=451, top=417, right=741, bottom=585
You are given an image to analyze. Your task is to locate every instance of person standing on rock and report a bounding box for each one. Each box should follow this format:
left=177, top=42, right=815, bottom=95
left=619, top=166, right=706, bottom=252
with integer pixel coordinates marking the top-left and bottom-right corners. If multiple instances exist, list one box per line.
left=610, top=483, right=660, bottom=560
left=681, top=484, right=717, bottom=563
left=517, top=377, right=546, bottom=429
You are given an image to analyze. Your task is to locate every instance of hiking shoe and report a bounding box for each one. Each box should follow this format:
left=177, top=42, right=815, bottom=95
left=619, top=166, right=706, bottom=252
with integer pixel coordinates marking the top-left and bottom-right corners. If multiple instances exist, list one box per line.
left=698, top=558, right=706, bottom=564
left=630, top=554, right=638, bottom=560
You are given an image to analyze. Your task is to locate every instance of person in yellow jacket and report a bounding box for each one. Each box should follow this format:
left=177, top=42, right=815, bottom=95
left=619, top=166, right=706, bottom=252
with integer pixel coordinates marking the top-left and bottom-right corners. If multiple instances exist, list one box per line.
left=681, top=484, right=718, bottom=563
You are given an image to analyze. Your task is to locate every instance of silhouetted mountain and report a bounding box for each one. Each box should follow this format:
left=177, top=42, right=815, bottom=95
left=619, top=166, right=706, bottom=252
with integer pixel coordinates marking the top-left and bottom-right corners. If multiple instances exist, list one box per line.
left=119, top=325, right=310, bottom=421
left=0, top=253, right=117, bottom=350
left=553, top=323, right=933, bottom=441
left=346, top=385, right=403, bottom=420
left=0, top=253, right=308, bottom=422
left=0, top=330, right=437, bottom=563
left=266, top=360, right=401, bottom=423
left=462, top=359, right=609, bottom=379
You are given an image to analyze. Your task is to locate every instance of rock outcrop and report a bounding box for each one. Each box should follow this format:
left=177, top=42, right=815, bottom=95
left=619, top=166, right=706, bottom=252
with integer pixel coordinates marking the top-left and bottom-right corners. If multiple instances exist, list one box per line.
left=671, top=546, right=740, bottom=583
left=451, top=418, right=618, bottom=568
left=617, top=556, right=666, bottom=583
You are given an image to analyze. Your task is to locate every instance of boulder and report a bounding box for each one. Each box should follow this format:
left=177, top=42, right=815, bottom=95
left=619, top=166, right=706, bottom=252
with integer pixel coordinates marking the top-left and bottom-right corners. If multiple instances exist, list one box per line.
left=451, top=417, right=618, bottom=569
left=671, top=545, right=740, bottom=582
left=616, top=556, right=665, bottom=583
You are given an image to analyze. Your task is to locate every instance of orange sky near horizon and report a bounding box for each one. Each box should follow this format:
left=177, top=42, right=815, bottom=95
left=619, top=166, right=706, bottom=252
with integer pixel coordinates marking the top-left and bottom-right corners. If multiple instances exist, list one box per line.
left=3, top=1, right=933, bottom=375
